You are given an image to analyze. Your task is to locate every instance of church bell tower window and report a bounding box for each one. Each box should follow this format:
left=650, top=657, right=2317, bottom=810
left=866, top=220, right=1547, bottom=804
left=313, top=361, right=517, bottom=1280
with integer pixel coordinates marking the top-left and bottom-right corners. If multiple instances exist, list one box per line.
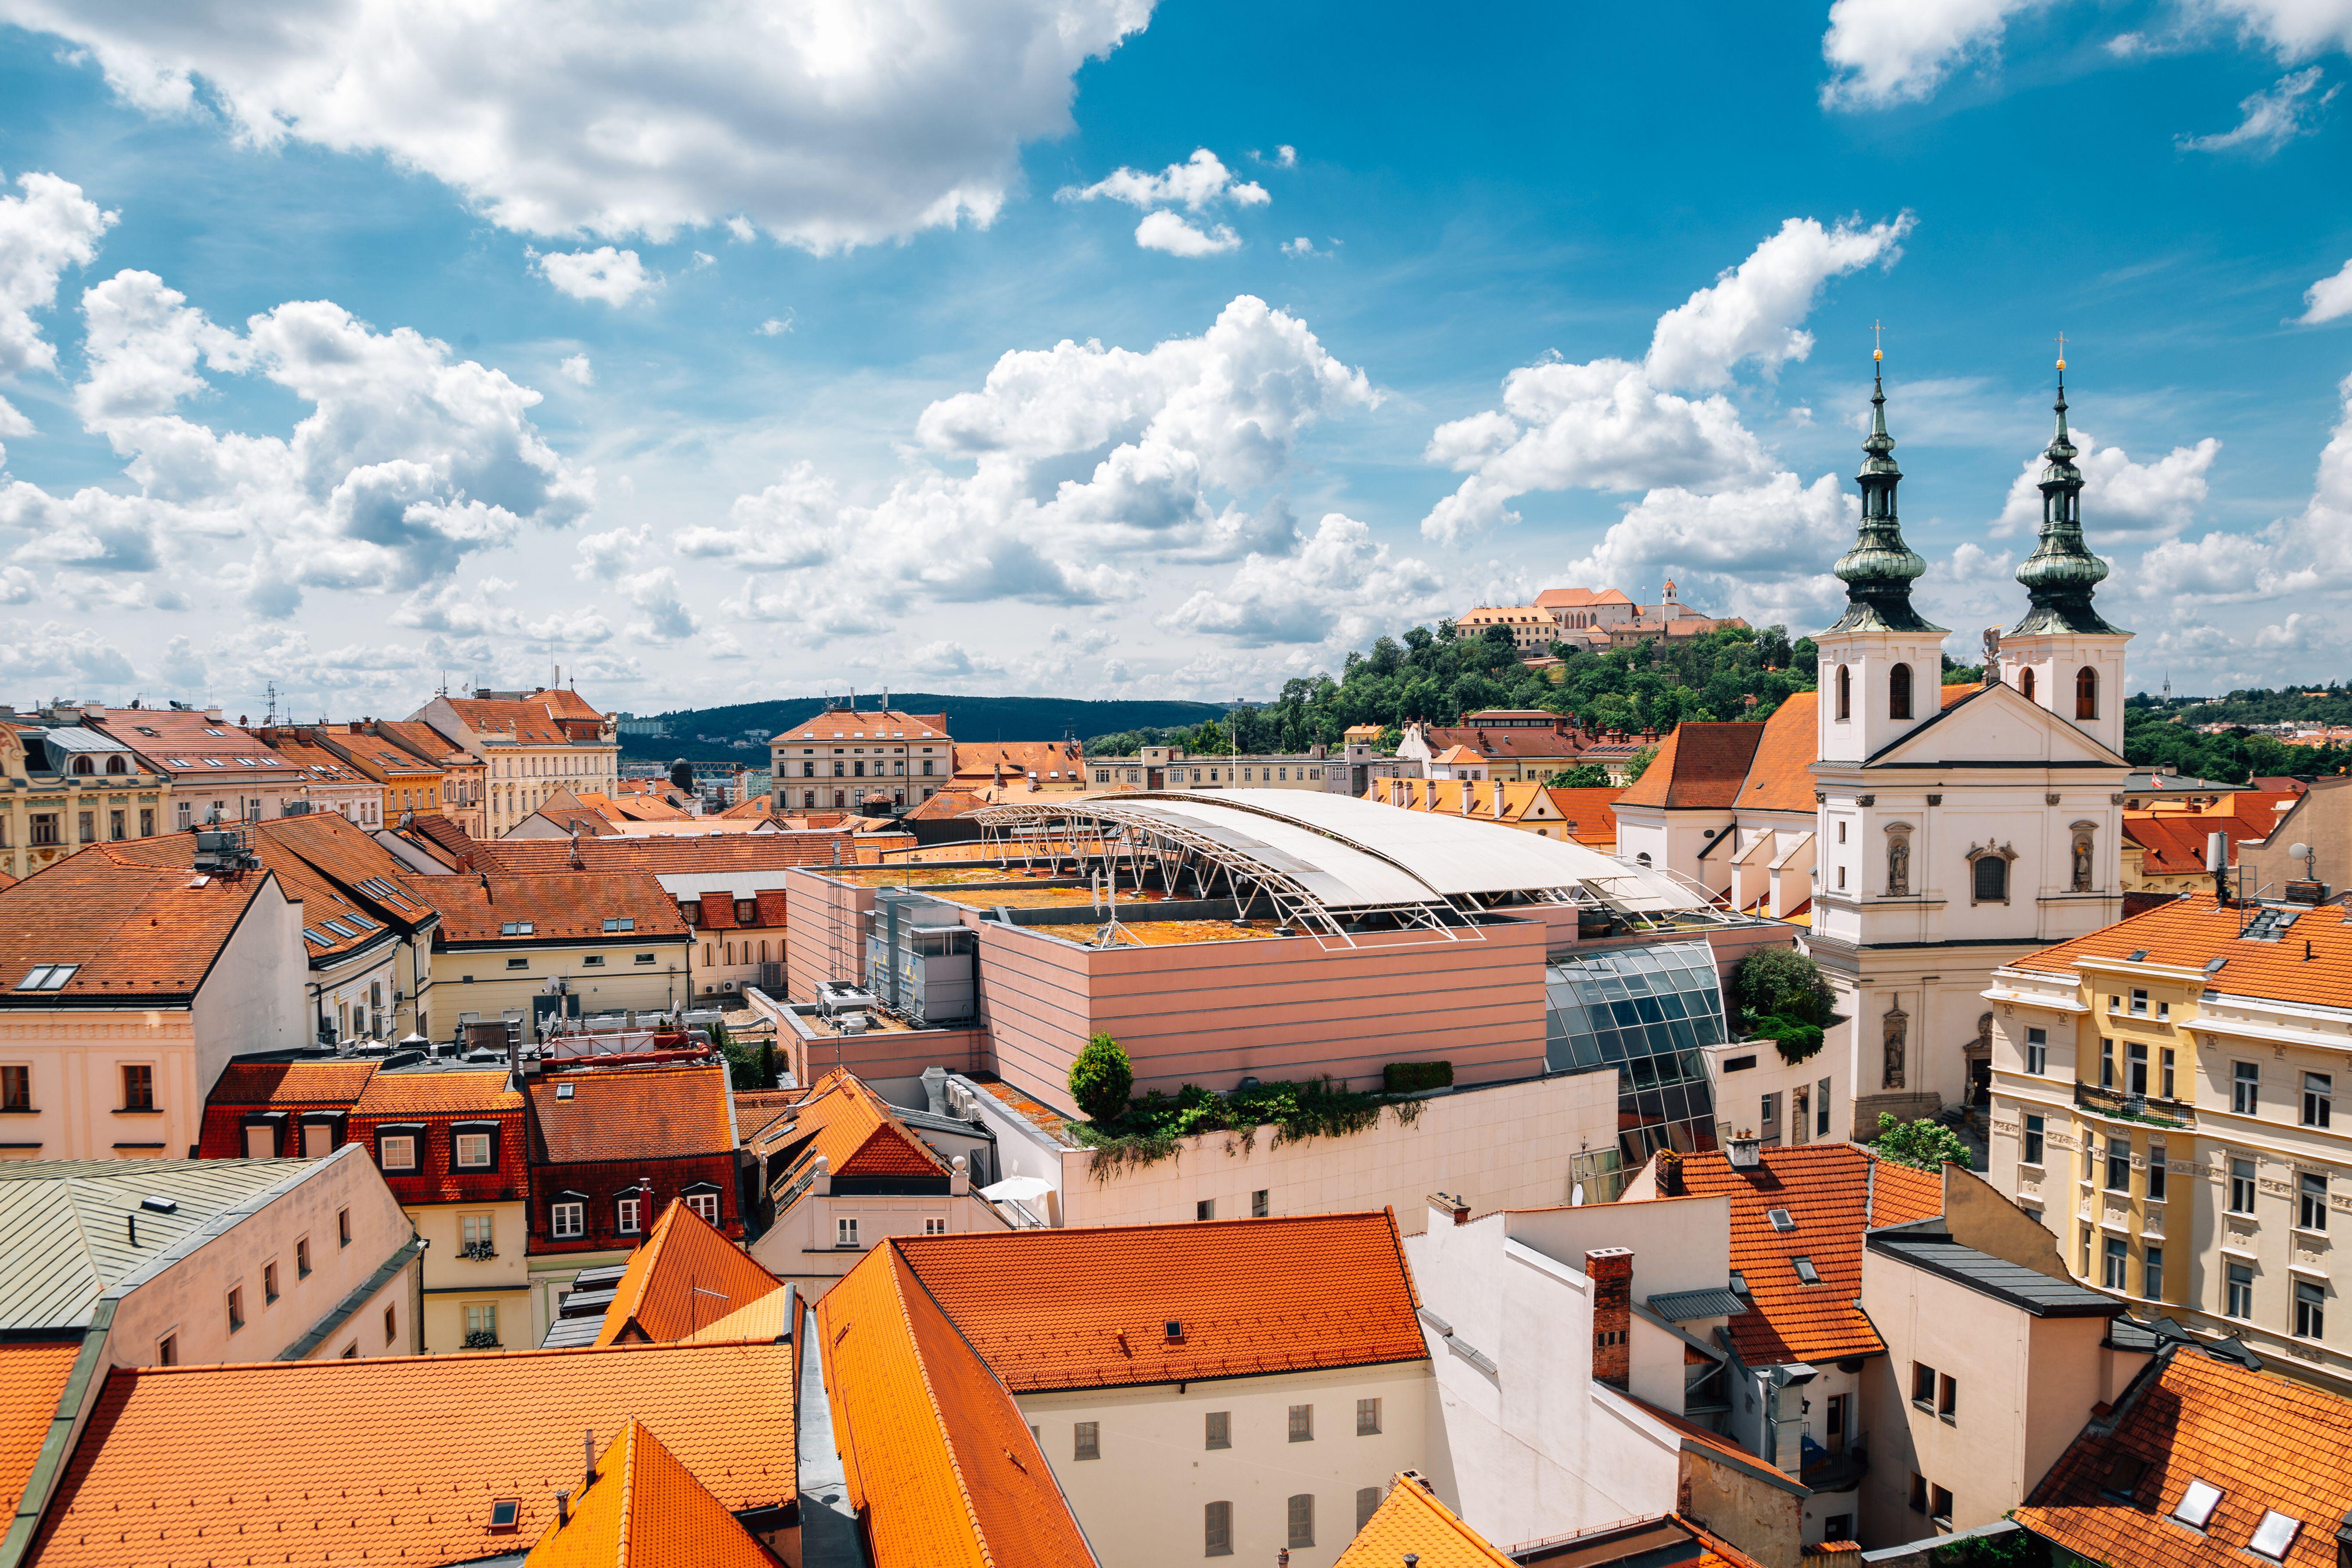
left=1888, top=663, right=1912, bottom=721
left=2075, top=665, right=2097, bottom=720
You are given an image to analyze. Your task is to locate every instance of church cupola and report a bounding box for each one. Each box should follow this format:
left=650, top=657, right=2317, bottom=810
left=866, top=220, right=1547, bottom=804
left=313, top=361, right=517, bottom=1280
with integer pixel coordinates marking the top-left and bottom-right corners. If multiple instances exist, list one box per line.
left=1999, top=349, right=2130, bottom=753
left=1817, top=349, right=1948, bottom=766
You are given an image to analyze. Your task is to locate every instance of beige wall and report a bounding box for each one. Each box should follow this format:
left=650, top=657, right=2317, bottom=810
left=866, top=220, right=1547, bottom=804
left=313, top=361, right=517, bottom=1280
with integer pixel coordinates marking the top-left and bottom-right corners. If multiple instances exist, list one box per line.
left=0, top=780, right=172, bottom=880
left=424, top=938, right=692, bottom=1041
left=411, top=1198, right=528, bottom=1352
left=2240, top=779, right=2352, bottom=893
left=748, top=1190, right=1007, bottom=1301
left=1019, top=1359, right=1429, bottom=1568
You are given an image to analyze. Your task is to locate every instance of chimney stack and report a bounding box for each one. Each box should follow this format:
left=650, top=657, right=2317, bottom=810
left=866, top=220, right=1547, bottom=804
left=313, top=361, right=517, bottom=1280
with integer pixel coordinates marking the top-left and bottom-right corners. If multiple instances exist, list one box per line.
left=1656, top=1150, right=1684, bottom=1196
left=2210, top=832, right=2230, bottom=905
left=1429, top=1191, right=1470, bottom=1226
left=1586, top=1247, right=1634, bottom=1390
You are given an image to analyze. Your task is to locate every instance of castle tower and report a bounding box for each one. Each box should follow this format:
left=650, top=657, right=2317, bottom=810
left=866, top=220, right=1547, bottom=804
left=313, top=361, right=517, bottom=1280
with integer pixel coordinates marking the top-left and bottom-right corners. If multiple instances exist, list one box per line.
left=2001, top=354, right=2129, bottom=755
left=1816, top=352, right=1947, bottom=765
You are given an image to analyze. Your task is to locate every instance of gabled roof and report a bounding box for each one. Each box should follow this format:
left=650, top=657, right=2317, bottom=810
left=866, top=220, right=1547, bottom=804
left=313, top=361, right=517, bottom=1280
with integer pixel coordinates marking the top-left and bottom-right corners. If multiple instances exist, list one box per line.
left=27, top=1340, right=795, bottom=1568
left=476, top=833, right=863, bottom=878
left=521, top=1418, right=775, bottom=1568
left=891, top=1210, right=1424, bottom=1393
left=1643, top=1145, right=1943, bottom=1364
left=352, top=1067, right=522, bottom=1118
left=0, top=851, right=271, bottom=1005
left=1863, top=680, right=2125, bottom=768
left=690, top=889, right=788, bottom=931
left=437, top=696, right=573, bottom=746
left=80, top=708, right=296, bottom=781
left=2018, top=1347, right=2352, bottom=1568
left=102, top=811, right=431, bottom=962
left=1542, top=786, right=1621, bottom=846
left=367, top=718, right=472, bottom=768
left=595, top=1199, right=785, bottom=1346
left=528, top=1062, right=735, bottom=1165
left=819, top=1244, right=1097, bottom=1568
left=1735, top=692, right=1819, bottom=814
left=952, top=740, right=1086, bottom=784
left=0, top=1343, right=78, bottom=1524
left=2124, top=813, right=2228, bottom=875
left=1533, top=587, right=1635, bottom=608
left=1335, top=1473, right=1516, bottom=1568
left=772, top=709, right=950, bottom=745
left=198, top=1060, right=379, bottom=1155
left=1415, top=723, right=1586, bottom=760
left=2012, top=892, right=2352, bottom=1008
left=1618, top=723, right=1764, bottom=811
left=775, top=1072, right=950, bottom=1182
left=397, top=871, right=688, bottom=944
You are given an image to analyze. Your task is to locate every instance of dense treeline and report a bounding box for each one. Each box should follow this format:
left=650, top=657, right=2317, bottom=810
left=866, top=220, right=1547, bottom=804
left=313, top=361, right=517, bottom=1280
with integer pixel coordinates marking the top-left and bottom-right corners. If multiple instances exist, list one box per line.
left=2121, top=705, right=2352, bottom=784
left=2136, top=682, right=2352, bottom=731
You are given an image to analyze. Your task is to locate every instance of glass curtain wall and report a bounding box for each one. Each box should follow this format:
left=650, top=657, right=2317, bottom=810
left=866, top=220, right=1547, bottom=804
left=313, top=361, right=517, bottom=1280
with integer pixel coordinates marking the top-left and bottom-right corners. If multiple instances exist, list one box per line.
left=1543, top=940, right=1724, bottom=1164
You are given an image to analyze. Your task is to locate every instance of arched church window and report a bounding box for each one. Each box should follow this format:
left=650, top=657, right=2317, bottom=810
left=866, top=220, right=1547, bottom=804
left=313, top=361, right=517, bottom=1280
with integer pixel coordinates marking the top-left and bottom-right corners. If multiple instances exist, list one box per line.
left=105, top=756, right=126, bottom=775
left=2019, top=667, right=2036, bottom=704
left=1889, top=663, right=1913, bottom=721
left=1835, top=665, right=1851, bottom=721
left=2075, top=666, right=2097, bottom=720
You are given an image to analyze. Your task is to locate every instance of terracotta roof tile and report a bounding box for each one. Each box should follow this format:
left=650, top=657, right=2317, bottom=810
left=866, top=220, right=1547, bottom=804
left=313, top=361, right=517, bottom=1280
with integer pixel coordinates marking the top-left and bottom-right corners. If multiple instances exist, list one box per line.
left=679, top=1288, right=796, bottom=1346
left=952, top=741, right=1086, bottom=784
left=1618, top=723, right=1764, bottom=810
left=1335, top=1473, right=1516, bottom=1568
left=1416, top=722, right=1587, bottom=762
left=595, top=1199, right=784, bottom=1346
left=522, top=1418, right=775, bottom=1568
left=773, top=709, right=950, bottom=744
left=352, top=1068, right=522, bottom=1117
left=103, top=811, right=429, bottom=960
left=2018, top=1347, right=2352, bottom=1568
left=0, top=852, right=269, bottom=1005
left=2013, top=892, right=2352, bottom=1008
left=528, top=1062, right=735, bottom=1165
left=2125, top=814, right=2228, bottom=875
left=1641, top=1145, right=1942, bottom=1364
left=776, top=1072, right=949, bottom=1181
left=892, top=1210, right=1424, bottom=1393
left=479, top=834, right=863, bottom=877
left=82, top=708, right=297, bottom=781
left=368, top=719, right=473, bottom=768
left=397, top=871, right=688, bottom=944
left=819, top=1245, right=1096, bottom=1568
left=0, top=1342, right=80, bottom=1521
left=440, top=697, right=573, bottom=747
left=1543, top=786, right=1622, bottom=846
left=29, top=1342, right=794, bottom=1568
left=1736, top=693, right=1819, bottom=813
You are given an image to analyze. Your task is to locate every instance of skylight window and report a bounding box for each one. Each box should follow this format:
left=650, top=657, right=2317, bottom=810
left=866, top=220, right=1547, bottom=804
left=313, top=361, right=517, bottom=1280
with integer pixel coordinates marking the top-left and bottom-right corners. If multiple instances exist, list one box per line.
left=2250, top=1511, right=2301, bottom=1560
left=302, top=929, right=332, bottom=948
left=2174, top=1479, right=2223, bottom=1530
left=498, top=921, right=535, bottom=936
left=1767, top=1207, right=1795, bottom=1232
left=1791, top=1256, right=1821, bottom=1285
left=203, top=728, right=225, bottom=737
left=1728, top=1269, right=1748, bottom=1297
left=15, top=964, right=77, bottom=991
left=342, top=913, right=379, bottom=930
left=203, top=758, right=225, bottom=768
left=235, top=757, right=256, bottom=768
left=602, top=917, right=634, bottom=932
left=321, top=919, right=357, bottom=938
left=556, top=1083, right=574, bottom=1100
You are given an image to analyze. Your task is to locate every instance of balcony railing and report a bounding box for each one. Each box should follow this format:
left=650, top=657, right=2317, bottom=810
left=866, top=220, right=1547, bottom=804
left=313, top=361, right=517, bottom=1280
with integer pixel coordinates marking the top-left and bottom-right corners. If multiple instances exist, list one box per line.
left=2074, top=1081, right=2195, bottom=1129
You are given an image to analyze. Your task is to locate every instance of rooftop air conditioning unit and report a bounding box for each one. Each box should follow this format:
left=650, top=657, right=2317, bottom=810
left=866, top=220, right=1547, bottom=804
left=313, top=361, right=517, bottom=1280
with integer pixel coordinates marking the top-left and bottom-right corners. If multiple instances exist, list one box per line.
left=837, top=1012, right=870, bottom=1034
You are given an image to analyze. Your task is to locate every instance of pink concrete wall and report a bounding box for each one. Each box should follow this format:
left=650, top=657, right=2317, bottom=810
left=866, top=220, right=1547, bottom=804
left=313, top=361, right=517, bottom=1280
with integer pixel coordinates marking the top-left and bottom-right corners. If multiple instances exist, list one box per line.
left=979, top=917, right=1551, bottom=1115
left=785, top=1023, right=987, bottom=1088
left=783, top=867, right=875, bottom=1004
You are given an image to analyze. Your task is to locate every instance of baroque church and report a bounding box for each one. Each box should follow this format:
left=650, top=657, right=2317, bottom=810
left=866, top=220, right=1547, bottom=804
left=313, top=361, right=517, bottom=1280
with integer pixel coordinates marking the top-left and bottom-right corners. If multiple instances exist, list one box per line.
left=1614, top=351, right=2130, bottom=1134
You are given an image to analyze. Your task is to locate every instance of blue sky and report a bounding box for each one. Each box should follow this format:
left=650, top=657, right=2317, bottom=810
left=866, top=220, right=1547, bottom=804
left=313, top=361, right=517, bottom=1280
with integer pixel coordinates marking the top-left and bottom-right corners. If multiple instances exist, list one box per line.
left=0, top=0, right=2347, bottom=718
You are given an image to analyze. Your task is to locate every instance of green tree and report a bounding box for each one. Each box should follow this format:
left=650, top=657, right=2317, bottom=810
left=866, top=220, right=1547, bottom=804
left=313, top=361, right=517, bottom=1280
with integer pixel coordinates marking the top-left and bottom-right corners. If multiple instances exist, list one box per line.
left=1547, top=763, right=1612, bottom=787
left=1069, top=1033, right=1135, bottom=1123
left=1623, top=743, right=1658, bottom=783
left=1733, top=947, right=1835, bottom=1026
left=1871, top=1112, right=1972, bottom=1172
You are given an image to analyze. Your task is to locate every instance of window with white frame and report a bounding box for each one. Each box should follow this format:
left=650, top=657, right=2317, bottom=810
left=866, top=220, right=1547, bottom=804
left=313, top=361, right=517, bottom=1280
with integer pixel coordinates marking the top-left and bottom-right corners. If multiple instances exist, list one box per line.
left=454, top=1131, right=493, bottom=1169
left=551, top=1201, right=584, bottom=1239
left=616, top=1195, right=642, bottom=1234
left=2025, top=1026, right=2047, bottom=1076
left=377, top=1133, right=417, bottom=1172
left=2304, top=1073, right=2333, bottom=1129
left=685, top=1190, right=719, bottom=1225
left=924, top=1216, right=947, bottom=1236
left=836, top=1217, right=859, bottom=1248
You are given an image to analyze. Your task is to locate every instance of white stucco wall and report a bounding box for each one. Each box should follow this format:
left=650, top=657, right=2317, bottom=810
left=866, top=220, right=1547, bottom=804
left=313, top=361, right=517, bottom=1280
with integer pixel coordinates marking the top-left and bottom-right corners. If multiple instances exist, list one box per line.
left=748, top=1188, right=1008, bottom=1302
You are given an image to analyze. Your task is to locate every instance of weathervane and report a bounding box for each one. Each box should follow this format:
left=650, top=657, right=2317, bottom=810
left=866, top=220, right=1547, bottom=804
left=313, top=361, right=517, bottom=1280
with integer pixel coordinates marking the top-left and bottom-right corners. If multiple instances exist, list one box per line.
left=1872, top=319, right=1883, bottom=363
left=2055, top=331, right=2067, bottom=373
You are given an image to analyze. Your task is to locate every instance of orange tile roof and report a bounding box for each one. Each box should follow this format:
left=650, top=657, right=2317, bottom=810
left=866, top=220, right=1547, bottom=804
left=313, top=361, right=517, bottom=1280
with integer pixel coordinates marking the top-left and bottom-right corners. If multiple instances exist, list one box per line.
left=773, top=709, right=950, bottom=744
left=531, top=687, right=608, bottom=725
left=522, top=1418, right=775, bottom=1568
left=595, top=1199, right=785, bottom=1346
left=441, top=697, right=574, bottom=746
left=1543, top=786, right=1621, bottom=845
left=29, top=1341, right=794, bottom=1568
left=1617, top=723, right=1764, bottom=810
left=2123, top=812, right=2226, bottom=875
left=679, top=1288, right=796, bottom=1346
left=480, top=833, right=862, bottom=877
left=0, top=851, right=269, bottom=1004
left=369, top=718, right=473, bottom=769
left=1643, top=1145, right=1942, bottom=1364
left=255, top=734, right=370, bottom=785
left=1416, top=722, right=1588, bottom=761
left=777, top=1072, right=949, bottom=1181
left=1533, top=587, right=1635, bottom=608
left=2018, top=1347, right=2352, bottom=1568
left=529, top=1061, right=735, bottom=1164
left=352, top=1067, right=522, bottom=1117
left=2013, top=892, right=2352, bottom=1007
left=398, top=871, right=689, bottom=944
left=0, top=1342, right=81, bottom=1523
left=952, top=740, right=1086, bottom=784
left=1735, top=692, right=1818, bottom=814
left=199, top=1060, right=381, bottom=1156
left=82, top=707, right=298, bottom=781
left=819, top=1244, right=1096, bottom=1568
left=893, top=1210, right=1424, bottom=1393
left=1336, top=1473, right=1516, bottom=1568
left=102, top=810, right=430, bottom=961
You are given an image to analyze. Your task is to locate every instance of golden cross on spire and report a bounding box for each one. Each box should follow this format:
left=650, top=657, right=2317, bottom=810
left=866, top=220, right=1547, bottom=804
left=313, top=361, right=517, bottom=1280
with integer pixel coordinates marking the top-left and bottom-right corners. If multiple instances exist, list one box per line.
left=2055, top=330, right=2067, bottom=371
left=1872, top=319, right=1883, bottom=363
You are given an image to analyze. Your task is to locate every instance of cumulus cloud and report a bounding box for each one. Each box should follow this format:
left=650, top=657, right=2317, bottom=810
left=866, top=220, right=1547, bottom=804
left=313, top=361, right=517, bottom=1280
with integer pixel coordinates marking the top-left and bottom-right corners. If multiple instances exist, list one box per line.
left=1556, top=472, right=1855, bottom=630
left=1820, top=0, right=2045, bottom=108
left=1161, top=513, right=1447, bottom=646
left=2177, top=66, right=2339, bottom=153
left=2193, top=0, right=2352, bottom=61
left=757, top=313, right=794, bottom=337
left=1062, top=148, right=1266, bottom=256
left=535, top=247, right=656, bottom=305
left=2137, top=369, right=2352, bottom=601
left=1134, top=211, right=1241, bottom=256
left=2305, top=257, right=2352, bottom=324
left=1281, top=236, right=1334, bottom=258
left=559, top=353, right=593, bottom=386
left=619, top=567, right=699, bottom=641
left=1992, top=427, right=2220, bottom=540
left=573, top=524, right=650, bottom=581
left=0, top=169, right=114, bottom=386
left=1, top=0, right=1152, bottom=251
left=1645, top=215, right=1914, bottom=390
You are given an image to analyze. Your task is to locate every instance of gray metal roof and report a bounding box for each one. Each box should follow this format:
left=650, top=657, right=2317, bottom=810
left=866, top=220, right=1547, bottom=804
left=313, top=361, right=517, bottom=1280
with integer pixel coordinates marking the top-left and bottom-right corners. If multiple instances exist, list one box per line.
left=38, top=728, right=133, bottom=754
left=0, top=1158, right=331, bottom=1329
left=1866, top=1234, right=2124, bottom=1317
left=1646, top=1287, right=1747, bottom=1322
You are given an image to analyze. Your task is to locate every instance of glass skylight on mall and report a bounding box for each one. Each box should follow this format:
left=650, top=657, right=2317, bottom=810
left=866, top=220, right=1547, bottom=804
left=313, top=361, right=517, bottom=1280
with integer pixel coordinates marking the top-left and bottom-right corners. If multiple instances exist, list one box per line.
left=1542, top=940, right=1723, bottom=1163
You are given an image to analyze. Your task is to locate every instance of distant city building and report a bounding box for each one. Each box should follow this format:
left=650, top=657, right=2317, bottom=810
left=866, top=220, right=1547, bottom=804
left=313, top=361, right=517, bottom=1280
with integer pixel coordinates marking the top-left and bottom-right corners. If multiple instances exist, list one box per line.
left=1398, top=709, right=1616, bottom=783
left=410, top=686, right=620, bottom=838
left=1456, top=581, right=1748, bottom=656
left=0, top=718, right=167, bottom=878
left=1085, top=743, right=1330, bottom=791
left=770, top=705, right=952, bottom=813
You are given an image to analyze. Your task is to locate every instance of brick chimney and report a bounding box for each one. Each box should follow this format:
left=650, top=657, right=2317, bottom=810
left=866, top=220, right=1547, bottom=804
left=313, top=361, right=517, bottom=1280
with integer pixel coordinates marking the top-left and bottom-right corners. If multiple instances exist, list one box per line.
left=1587, top=1247, right=1633, bottom=1390
left=1656, top=1150, right=1684, bottom=1197
left=1429, top=1192, right=1470, bottom=1226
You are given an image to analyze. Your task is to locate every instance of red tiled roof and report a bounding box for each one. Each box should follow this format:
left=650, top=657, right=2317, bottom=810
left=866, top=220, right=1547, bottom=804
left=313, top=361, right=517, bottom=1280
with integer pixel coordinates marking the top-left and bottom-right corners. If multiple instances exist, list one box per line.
left=1417, top=722, right=1586, bottom=761
left=1335, top=1473, right=1516, bottom=1568
left=690, top=889, right=787, bottom=932
left=952, top=741, right=1085, bottom=784
left=1618, top=723, right=1764, bottom=811
left=528, top=1061, right=735, bottom=1164
left=1533, top=588, right=1635, bottom=609
left=439, top=697, right=572, bottom=746
left=1543, top=786, right=1621, bottom=846
left=2123, top=813, right=2226, bottom=876
left=1736, top=692, right=1819, bottom=814
left=0, top=1342, right=80, bottom=1523
left=522, top=1418, right=775, bottom=1568
left=352, top=1068, right=522, bottom=1118
left=2013, top=892, right=2352, bottom=1007
left=0, top=851, right=270, bottom=1005
left=892, top=1211, right=1424, bottom=1393
left=479, top=833, right=862, bottom=877
left=772, top=709, right=950, bottom=744
left=1643, top=1145, right=1942, bottom=1364
left=198, top=1060, right=379, bottom=1157
left=397, top=871, right=688, bottom=944
left=368, top=718, right=473, bottom=769
left=27, top=1341, right=795, bottom=1568
left=776, top=1072, right=948, bottom=1181
left=819, top=1244, right=1097, bottom=1568
left=104, top=810, right=430, bottom=961
left=2018, top=1348, right=2352, bottom=1568
left=595, top=1198, right=784, bottom=1346
left=82, top=708, right=299, bottom=782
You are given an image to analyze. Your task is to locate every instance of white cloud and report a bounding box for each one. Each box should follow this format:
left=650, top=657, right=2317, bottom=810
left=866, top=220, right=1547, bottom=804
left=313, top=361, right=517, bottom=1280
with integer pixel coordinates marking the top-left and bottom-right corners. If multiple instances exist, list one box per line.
left=2177, top=65, right=2339, bottom=152
left=1161, top=513, right=1447, bottom=646
left=620, top=567, right=699, bottom=641
left=535, top=247, right=656, bottom=305
left=1134, top=211, right=1241, bottom=257
left=1645, top=215, right=1914, bottom=390
left=1270, top=145, right=1298, bottom=168
left=559, top=353, right=594, bottom=386
left=573, top=524, right=650, bottom=581
left=391, top=577, right=613, bottom=644
left=1281, top=236, right=1334, bottom=258
left=0, top=564, right=36, bottom=604
left=2137, top=369, right=2352, bottom=600
left=0, top=169, right=115, bottom=381
left=2304, top=257, right=2352, bottom=323
left=0, top=619, right=135, bottom=685
left=724, top=216, right=755, bottom=243
left=2, top=0, right=1152, bottom=251
left=1555, top=472, right=1855, bottom=630
left=1060, top=149, right=1268, bottom=211
left=1992, top=427, right=2220, bottom=540
left=757, top=313, right=795, bottom=337
left=1820, top=0, right=2046, bottom=108
left=677, top=460, right=841, bottom=569
left=2192, top=0, right=2352, bottom=61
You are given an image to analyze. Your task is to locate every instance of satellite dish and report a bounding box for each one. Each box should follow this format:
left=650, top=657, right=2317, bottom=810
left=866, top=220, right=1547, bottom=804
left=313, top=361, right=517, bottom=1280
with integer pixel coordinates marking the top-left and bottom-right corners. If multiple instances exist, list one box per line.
left=1570, top=1182, right=1586, bottom=1208
left=2290, top=843, right=2311, bottom=862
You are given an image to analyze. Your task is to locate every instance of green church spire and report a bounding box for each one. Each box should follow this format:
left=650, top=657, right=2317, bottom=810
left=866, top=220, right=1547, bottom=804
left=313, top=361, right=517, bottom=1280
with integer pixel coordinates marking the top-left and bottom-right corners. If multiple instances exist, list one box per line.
left=1828, top=345, right=1944, bottom=635
left=2009, top=349, right=2126, bottom=637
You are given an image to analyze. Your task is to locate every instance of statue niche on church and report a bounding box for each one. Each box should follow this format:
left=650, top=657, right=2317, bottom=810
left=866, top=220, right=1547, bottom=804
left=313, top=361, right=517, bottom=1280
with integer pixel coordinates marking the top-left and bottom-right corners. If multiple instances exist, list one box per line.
left=1882, top=1004, right=1908, bottom=1091
left=2070, top=823, right=2097, bottom=894
left=1885, top=824, right=1913, bottom=897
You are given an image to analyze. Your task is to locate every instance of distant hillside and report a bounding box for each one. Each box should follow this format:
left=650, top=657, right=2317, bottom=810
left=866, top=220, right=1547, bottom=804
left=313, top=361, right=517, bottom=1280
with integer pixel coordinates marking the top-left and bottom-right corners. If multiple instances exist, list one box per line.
left=621, top=693, right=1242, bottom=762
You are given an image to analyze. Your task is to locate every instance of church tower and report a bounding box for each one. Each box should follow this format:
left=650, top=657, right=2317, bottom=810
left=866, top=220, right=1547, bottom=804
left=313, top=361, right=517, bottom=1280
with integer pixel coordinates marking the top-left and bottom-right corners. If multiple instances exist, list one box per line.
left=1816, top=353, right=1947, bottom=765
left=1999, top=356, right=2130, bottom=756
